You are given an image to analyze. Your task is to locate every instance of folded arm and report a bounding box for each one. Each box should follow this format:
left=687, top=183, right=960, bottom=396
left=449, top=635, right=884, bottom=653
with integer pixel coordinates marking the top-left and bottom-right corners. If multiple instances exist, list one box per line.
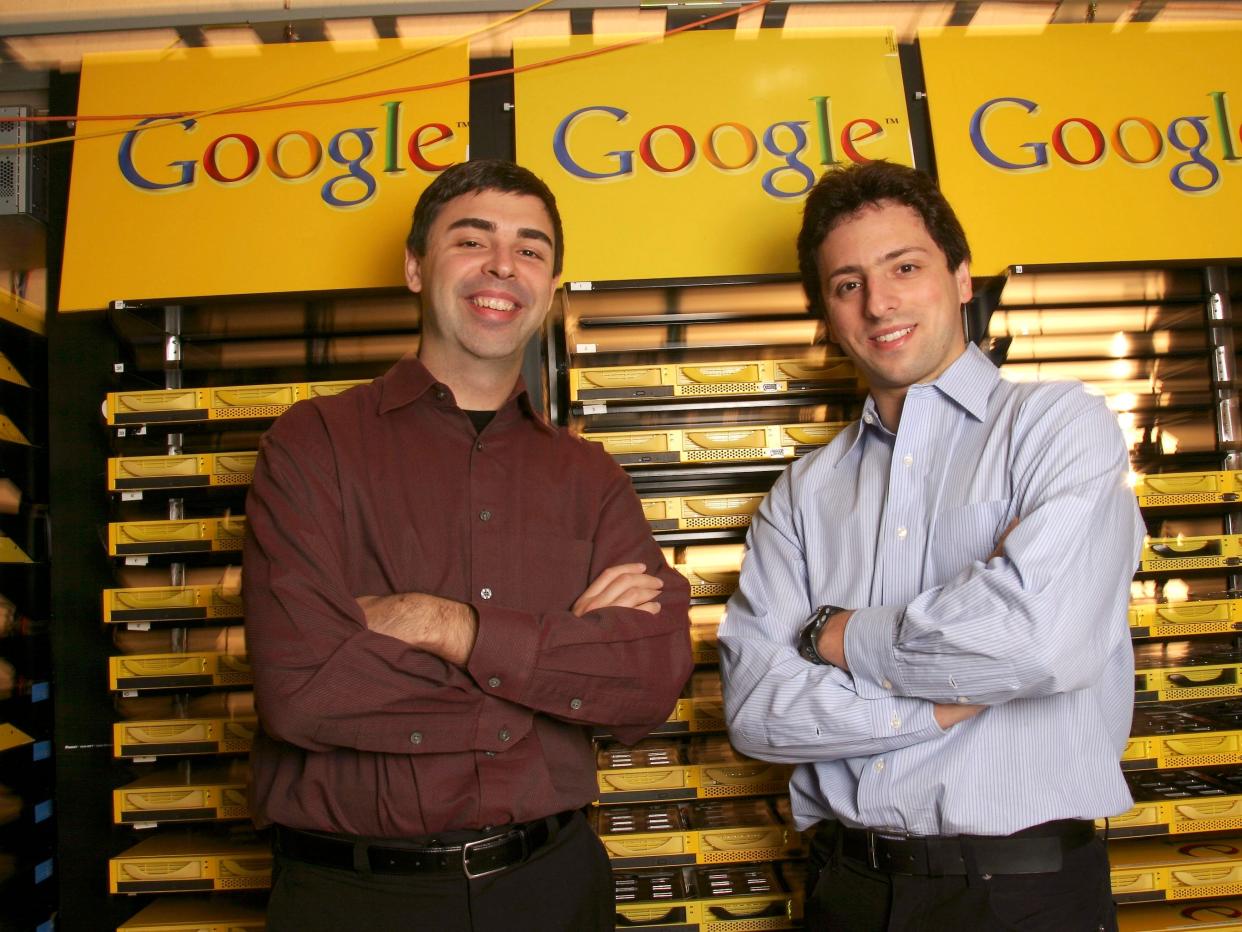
left=244, top=405, right=501, bottom=756
left=720, top=472, right=962, bottom=765
left=245, top=408, right=691, bottom=754
left=457, top=463, right=692, bottom=745
left=844, top=389, right=1143, bottom=706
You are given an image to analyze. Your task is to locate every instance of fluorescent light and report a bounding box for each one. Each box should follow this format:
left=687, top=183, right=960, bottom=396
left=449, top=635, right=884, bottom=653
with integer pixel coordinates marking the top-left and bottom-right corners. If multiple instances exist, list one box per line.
left=4, top=28, right=183, bottom=70
left=783, top=3, right=954, bottom=41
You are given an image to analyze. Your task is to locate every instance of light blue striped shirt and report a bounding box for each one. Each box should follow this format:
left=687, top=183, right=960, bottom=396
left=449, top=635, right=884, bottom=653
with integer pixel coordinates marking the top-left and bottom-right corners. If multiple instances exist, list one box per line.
left=719, top=344, right=1143, bottom=836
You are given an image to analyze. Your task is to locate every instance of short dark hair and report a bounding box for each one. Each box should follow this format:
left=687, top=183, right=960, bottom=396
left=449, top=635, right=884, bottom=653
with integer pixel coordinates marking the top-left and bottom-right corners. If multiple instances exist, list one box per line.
left=406, top=159, right=565, bottom=278
left=797, top=161, right=970, bottom=317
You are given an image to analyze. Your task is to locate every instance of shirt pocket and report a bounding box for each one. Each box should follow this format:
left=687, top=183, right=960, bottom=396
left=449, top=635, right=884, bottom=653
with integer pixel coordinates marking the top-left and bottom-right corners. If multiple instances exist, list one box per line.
left=928, top=499, right=1010, bottom=585
left=517, top=533, right=594, bottom=612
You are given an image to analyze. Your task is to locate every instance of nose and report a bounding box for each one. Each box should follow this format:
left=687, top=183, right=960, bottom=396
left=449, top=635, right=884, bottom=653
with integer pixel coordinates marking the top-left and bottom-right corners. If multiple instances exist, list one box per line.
left=863, top=277, right=897, bottom=319
left=485, top=245, right=515, bottom=280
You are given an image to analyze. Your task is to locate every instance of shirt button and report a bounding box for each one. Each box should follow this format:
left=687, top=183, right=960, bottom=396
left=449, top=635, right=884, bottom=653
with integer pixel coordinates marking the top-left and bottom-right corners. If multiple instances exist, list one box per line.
left=957, top=696, right=971, bottom=704
left=570, top=698, right=583, bottom=710
left=890, top=716, right=901, bottom=730
left=480, top=587, right=493, bottom=600
left=488, top=676, right=501, bottom=688
left=499, top=728, right=511, bottom=742
left=435, top=389, right=447, bottom=400
left=485, top=751, right=496, bottom=758
left=896, top=526, right=908, bottom=540
left=874, top=759, right=885, bottom=772
left=479, top=510, right=492, bottom=522
left=410, top=732, right=423, bottom=745
left=881, top=679, right=892, bottom=690
left=476, top=441, right=484, bottom=452
left=902, top=454, right=913, bottom=467
left=863, top=413, right=874, bottom=425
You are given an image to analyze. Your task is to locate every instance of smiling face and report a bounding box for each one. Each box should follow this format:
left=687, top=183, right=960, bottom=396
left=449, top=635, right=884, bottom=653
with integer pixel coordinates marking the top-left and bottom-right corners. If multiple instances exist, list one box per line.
left=405, top=188, right=560, bottom=390
left=817, top=199, right=972, bottom=428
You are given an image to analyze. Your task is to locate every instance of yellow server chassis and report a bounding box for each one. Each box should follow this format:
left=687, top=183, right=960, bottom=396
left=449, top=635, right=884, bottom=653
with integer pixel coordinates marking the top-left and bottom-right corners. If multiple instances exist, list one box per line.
left=1111, top=836, right=1242, bottom=904
left=1131, top=598, right=1242, bottom=638
left=1140, top=536, right=1242, bottom=573
left=114, top=717, right=256, bottom=759
left=584, top=423, right=845, bottom=467
left=1116, top=897, right=1242, bottom=931
left=1104, top=794, right=1242, bottom=840
left=104, top=584, right=243, bottom=624
left=107, top=452, right=257, bottom=491
left=105, top=380, right=365, bottom=426
left=690, top=605, right=725, bottom=664
left=1135, top=470, right=1242, bottom=508
left=109, top=652, right=251, bottom=691
left=642, top=493, right=765, bottom=532
left=1125, top=729, right=1242, bottom=772
left=595, top=801, right=803, bottom=870
left=613, top=863, right=804, bottom=931
left=596, top=739, right=793, bottom=804
left=117, top=895, right=267, bottom=932
left=108, top=517, right=247, bottom=557
left=1135, top=658, right=1242, bottom=704
left=0, top=534, right=31, bottom=563
left=569, top=357, right=855, bottom=401
left=108, top=837, right=271, bottom=894
left=113, top=768, right=250, bottom=826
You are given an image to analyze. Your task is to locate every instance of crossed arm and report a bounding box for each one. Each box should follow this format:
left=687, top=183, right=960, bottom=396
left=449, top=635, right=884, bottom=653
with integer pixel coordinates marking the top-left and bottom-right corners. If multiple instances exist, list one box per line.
left=721, top=389, right=1142, bottom=764
left=244, top=403, right=691, bottom=756
left=809, top=522, right=1017, bottom=730
left=357, top=562, right=665, bottom=666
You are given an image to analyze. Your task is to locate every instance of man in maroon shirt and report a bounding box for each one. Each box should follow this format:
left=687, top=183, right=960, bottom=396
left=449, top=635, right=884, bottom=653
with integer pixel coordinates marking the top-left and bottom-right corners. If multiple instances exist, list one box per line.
left=243, top=160, right=693, bottom=931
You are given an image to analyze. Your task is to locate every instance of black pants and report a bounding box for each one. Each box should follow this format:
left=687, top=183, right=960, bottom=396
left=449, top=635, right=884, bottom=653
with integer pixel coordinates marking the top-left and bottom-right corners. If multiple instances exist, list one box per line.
left=265, top=811, right=615, bottom=932
left=805, top=822, right=1118, bottom=932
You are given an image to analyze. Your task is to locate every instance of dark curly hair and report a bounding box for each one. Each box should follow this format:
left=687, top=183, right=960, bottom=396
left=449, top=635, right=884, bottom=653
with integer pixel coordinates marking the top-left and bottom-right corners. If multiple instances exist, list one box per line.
left=797, top=161, right=970, bottom=317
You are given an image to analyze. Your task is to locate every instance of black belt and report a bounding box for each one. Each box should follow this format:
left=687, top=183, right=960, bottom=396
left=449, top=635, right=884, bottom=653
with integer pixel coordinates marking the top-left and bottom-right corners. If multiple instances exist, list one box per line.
left=275, top=810, right=576, bottom=879
left=839, top=819, right=1096, bottom=876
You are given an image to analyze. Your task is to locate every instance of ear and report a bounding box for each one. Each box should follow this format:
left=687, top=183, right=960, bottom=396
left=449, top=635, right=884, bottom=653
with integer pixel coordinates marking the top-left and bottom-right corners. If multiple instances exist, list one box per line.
left=954, top=260, right=973, bottom=304
left=404, top=248, right=424, bottom=294
left=823, top=315, right=838, bottom=345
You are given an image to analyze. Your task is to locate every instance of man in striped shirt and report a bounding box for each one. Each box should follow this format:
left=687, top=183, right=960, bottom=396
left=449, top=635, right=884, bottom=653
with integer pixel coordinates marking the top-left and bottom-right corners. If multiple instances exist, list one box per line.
left=719, top=160, right=1142, bottom=931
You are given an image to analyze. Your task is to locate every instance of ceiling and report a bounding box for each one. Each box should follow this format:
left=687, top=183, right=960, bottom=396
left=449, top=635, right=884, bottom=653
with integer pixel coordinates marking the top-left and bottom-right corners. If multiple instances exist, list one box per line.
left=1, top=0, right=1240, bottom=74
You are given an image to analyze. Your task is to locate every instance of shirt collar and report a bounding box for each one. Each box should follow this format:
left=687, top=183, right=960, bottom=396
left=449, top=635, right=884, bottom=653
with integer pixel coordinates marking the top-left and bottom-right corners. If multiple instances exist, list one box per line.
left=926, top=342, right=999, bottom=423
left=376, top=354, right=557, bottom=435
left=837, top=343, right=999, bottom=457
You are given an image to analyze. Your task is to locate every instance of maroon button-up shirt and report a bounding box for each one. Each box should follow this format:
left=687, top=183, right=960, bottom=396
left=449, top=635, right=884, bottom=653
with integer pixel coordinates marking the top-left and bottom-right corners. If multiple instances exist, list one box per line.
left=243, top=355, right=692, bottom=837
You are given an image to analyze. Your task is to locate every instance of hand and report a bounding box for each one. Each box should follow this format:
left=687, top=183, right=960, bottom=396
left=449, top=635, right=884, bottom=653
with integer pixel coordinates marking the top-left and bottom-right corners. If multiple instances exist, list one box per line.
left=934, top=702, right=985, bottom=729
left=357, top=593, right=477, bottom=666
left=989, top=517, right=1020, bottom=560
left=572, top=563, right=664, bottom=617
left=815, top=609, right=854, bottom=670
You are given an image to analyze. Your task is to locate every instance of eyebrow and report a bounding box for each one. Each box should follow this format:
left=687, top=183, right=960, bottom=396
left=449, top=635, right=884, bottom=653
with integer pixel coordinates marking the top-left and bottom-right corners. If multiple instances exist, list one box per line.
left=446, top=216, right=554, bottom=249
left=826, top=245, right=928, bottom=281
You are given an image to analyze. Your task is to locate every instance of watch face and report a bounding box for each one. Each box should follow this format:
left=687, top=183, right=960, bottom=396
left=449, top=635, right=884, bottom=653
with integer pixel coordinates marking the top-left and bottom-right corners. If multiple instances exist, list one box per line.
left=799, top=606, right=839, bottom=665
left=798, top=617, right=824, bottom=664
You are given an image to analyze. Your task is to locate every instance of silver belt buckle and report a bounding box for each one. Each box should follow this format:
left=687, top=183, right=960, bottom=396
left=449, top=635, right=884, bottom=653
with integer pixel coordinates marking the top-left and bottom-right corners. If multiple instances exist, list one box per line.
left=462, top=829, right=526, bottom=879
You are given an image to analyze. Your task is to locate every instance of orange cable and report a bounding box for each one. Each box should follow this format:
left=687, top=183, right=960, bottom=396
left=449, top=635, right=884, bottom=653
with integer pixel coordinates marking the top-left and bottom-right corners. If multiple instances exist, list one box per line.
left=4, top=0, right=769, bottom=152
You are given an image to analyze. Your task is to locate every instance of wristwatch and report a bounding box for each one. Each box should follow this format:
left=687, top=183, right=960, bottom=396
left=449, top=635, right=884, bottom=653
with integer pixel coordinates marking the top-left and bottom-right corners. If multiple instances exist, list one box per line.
left=798, top=605, right=845, bottom=665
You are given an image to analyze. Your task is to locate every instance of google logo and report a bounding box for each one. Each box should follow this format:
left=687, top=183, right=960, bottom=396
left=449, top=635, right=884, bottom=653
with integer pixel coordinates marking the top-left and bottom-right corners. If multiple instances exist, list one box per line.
left=116, top=100, right=459, bottom=208
left=969, top=91, right=1239, bottom=193
left=552, top=97, right=895, bottom=199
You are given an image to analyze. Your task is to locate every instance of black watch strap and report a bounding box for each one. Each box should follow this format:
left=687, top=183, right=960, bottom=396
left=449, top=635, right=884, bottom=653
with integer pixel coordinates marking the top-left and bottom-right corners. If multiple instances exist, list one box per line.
left=798, top=605, right=844, bottom=665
